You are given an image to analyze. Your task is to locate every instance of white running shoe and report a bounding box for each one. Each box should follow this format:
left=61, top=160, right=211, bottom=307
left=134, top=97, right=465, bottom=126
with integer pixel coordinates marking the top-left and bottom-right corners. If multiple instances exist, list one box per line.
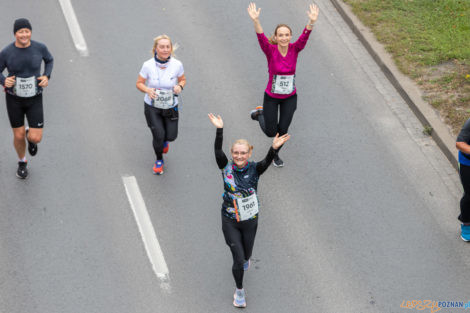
left=233, top=288, right=246, bottom=308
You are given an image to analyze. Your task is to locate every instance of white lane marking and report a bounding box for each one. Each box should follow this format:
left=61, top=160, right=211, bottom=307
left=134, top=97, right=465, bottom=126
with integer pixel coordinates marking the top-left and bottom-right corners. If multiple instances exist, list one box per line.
left=122, top=176, right=170, bottom=290
left=57, top=0, right=89, bottom=56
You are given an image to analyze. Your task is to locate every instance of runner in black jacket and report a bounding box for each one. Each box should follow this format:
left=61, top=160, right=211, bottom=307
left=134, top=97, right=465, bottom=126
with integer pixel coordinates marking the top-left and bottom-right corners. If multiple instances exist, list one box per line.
left=208, top=113, right=290, bottom=308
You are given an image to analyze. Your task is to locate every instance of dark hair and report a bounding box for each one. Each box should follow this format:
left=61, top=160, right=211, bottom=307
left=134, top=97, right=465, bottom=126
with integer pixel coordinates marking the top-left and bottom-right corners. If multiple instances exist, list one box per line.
left=268, top=24, right=292, bottom=45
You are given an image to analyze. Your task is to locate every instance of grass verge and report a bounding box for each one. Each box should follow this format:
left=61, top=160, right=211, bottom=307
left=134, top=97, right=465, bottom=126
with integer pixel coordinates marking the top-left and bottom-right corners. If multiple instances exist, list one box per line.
left=342, top=0, right=470, bottom=134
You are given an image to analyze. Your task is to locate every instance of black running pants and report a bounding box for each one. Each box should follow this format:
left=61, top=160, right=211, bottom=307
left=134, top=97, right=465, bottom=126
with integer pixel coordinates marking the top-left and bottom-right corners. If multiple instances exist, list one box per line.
left=222, top=214, right=258, bottom=289
left=459, top=163, right=470, bottom=223
left=144, top=104, right=178, bottom=160
left=258, top=92, right=297, bottom=138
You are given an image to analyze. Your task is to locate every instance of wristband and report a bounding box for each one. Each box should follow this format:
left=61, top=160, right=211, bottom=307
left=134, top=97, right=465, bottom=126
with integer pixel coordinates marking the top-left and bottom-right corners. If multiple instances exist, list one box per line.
left=178, top=84, right=184, bottom=90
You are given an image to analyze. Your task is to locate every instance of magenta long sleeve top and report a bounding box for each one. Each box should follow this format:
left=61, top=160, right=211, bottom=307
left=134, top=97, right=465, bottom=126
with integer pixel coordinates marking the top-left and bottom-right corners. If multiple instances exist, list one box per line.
left=256, top=28, right=312, bottom=99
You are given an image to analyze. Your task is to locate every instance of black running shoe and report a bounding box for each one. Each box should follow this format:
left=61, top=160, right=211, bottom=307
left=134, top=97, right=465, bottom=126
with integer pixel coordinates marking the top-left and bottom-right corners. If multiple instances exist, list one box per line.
left=26, top=129, right=38, bottom=156
left=16, top=161, right=28, bottom=179
left=250, top=106, right=263, bottom=121
left=272, top=154, right=284, bottom=167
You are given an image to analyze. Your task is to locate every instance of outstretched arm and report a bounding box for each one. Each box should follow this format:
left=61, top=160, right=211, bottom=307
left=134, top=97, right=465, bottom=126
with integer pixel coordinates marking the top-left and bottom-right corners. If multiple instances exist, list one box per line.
left=294, top=3, right=319, bottom=51
left=247, top=3, right=263, bottom=34
left=256, top=133, right=291, bottom=175
left=306, top=3, right=319, bottom=30
left=208, top=113, right=228, bottom=169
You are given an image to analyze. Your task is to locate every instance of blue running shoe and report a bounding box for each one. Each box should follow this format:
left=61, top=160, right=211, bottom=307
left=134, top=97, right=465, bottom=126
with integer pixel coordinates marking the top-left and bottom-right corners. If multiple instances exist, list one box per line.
left=243, top=259, right=250, bottom=271
left=461, top=224, right=470, bottom=242
left=233, top=288, right=246, bottom=308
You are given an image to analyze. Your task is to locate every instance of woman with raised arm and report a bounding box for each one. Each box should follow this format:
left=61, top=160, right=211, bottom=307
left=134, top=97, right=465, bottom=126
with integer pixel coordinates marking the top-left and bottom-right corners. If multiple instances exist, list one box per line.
left=247, top=2, right=319, bottom=167
left=208, top=113, right=289, bottom=308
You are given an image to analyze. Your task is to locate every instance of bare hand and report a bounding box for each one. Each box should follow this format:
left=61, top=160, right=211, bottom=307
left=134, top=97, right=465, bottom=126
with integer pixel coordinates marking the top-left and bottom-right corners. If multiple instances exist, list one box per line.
left=4, top=76, right=15, bottom=88
left=37, top=76, right=49, bottom=87
left=173, top=85, right=182, bottom=95
left=307, top=3, right=319, bottom=23
left=272, top=133, right=290, bottom=150
left=147, top=88, right=157, bottom=99
left=208, top=113, right=223, bottom=128
left=247, top=2, right=261, bottom=21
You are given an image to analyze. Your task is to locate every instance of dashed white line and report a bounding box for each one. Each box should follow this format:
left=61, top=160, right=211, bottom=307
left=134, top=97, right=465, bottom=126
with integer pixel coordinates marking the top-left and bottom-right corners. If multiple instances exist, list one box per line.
left=122, top=175, right=170, bottom=290
left=57, top=0, right=89, bottom=56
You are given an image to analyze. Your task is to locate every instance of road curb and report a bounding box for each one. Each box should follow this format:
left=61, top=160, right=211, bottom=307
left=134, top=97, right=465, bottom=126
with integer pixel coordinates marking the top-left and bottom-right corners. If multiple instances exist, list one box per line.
left=330, top=0, right=459, bottom=170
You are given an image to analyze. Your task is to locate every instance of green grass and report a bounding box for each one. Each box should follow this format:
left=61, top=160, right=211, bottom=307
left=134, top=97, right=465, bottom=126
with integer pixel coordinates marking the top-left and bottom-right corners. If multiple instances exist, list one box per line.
left=343, top=0, right=470, bottom=133
left=344, top=0, right=470, bottom=71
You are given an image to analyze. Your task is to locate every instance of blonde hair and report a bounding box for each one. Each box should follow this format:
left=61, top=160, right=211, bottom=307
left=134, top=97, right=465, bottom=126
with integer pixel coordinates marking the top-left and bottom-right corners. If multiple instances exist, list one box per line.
left=268, top=24, right=292, bottom=45
left=151, top=34, right=179, bottom=57
left=231, top=139, right=253, bottom=153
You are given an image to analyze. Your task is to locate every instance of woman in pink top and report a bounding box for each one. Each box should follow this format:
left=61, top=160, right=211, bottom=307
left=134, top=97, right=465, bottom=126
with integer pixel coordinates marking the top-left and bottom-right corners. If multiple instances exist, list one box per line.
left=247, top=3, right=319, bottom=167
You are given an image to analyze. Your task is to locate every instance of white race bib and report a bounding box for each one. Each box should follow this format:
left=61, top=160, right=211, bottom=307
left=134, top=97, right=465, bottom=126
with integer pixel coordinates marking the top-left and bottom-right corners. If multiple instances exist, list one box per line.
left=271, top=75, right=295, bottom=95
left=152, top=89, right=174, bottom=109
left=14, top=76, right=37, bottom=98
left=234, top=193, right=259, bottom=222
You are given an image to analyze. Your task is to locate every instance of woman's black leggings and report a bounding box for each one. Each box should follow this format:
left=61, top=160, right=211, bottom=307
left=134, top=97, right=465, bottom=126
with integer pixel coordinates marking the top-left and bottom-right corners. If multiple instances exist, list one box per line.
left=459, top=164, right=470, bottom=223
left=144, top=104, right=178, bottom=160
left=222, top=214, right=258, bottom=289
left=258, top=93, right=297, bottom=151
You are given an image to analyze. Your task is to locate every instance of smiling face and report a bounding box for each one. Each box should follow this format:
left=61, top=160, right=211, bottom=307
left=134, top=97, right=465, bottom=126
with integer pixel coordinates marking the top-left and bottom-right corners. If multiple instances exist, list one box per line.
left=231, top=143, right=253, bottom=168
left=275, top=26, right=292, bottom=48
left=155, top=38, right=172, bottom=60
left=14, top=28, right=31, bottom=48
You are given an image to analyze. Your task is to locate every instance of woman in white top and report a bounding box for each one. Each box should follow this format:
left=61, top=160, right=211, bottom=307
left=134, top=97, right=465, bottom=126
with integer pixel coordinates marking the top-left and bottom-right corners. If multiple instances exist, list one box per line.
left=136, top=35, right=186, bottom=175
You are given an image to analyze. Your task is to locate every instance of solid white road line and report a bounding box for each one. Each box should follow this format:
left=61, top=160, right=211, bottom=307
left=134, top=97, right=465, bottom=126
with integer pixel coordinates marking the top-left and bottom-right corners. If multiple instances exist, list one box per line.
left=122, top=176, right=170, bottom=289
left=57, top=0, right=89, bottom=56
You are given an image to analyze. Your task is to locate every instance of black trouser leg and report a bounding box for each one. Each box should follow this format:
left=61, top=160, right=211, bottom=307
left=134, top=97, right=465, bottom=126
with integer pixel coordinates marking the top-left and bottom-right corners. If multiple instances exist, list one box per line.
left=261, top=93, right=297, bottom=153
left=222, top=214, right=258, bottom=289
left=145, top=104, right=179, bottom=160
left=261, top=93, right=280, bottom=138
left=163, top=114, right=178, bottom=142
left=459, top=164, right=470, bottom=223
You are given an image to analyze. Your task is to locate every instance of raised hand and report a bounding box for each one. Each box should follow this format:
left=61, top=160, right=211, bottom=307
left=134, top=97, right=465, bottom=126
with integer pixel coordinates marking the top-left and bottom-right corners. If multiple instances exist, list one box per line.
left=247, top=2, right=261, bottom=21
left=307, top=3, right=320, bottom=24
left=208, top=113, right=224, bottom=128
left=272, top=133, right=290, bottom=150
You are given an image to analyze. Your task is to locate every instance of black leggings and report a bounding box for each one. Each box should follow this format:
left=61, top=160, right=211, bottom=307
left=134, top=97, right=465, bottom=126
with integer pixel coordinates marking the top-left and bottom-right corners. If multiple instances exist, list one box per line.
left=222, top=214, right=258, bottom=289
left=144, top=104, right=178, bottom=160
left=459, top=164, right=470, bottom=223
left=259, top=93, right=297, bottom=149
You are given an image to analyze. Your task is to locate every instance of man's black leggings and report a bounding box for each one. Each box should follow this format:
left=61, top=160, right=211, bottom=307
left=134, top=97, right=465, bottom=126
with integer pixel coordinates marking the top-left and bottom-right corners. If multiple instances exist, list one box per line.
left=222, top=214, right=258, bottom=289
left=258, top=93, right=297, bottom=152
left=144, top=104, right=178, bottom=160
left=459, top=163, right=470, bottom=223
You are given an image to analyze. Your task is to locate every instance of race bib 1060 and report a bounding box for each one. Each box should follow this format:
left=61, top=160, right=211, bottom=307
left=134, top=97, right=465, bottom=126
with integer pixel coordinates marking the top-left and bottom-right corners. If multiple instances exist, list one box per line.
left=14, top=76, right=37, bottom=98
left=271, top=74, right=295, bottom=95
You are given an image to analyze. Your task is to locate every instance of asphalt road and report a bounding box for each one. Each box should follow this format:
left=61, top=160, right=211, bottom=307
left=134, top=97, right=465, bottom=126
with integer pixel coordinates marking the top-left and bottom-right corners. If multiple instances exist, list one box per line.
left=0, top=0, right=468, bottom=312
